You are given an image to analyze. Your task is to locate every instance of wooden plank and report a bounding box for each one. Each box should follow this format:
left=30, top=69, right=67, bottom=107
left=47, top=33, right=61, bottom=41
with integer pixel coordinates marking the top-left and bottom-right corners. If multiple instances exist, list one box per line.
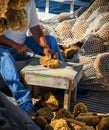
left=64, top=89, right=72, bottom=110
left=23, top=74, right=70, bottom=89
left=71, top=65, right=83, bottom=90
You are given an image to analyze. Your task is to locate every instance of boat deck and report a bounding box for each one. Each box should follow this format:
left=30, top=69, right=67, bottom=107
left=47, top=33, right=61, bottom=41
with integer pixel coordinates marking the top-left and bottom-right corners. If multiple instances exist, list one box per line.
left=33, top=86, right=109, bottom=114
left=1, top=79, right=109, bottom=114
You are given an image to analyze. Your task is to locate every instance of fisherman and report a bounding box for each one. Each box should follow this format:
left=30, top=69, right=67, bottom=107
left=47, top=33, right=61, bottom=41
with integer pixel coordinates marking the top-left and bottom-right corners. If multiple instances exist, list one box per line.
left=0, top=0, right=64, bottom=116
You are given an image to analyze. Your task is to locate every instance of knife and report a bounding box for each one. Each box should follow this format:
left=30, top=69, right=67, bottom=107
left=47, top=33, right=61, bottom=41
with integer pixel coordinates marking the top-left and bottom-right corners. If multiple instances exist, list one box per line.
left=26, top=51, right=42, bottom=58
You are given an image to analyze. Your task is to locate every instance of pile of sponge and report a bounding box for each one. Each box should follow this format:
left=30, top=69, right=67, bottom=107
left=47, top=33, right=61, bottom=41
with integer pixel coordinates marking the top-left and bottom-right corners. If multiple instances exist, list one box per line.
left=0, top=0, right=30, bottom=35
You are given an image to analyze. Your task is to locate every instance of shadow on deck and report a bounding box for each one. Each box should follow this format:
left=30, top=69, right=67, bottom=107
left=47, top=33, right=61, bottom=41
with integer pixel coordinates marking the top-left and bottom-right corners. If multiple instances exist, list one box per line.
left=33, top=86, right=109, bottom=114
left=1, top=80, right=109, bottom=114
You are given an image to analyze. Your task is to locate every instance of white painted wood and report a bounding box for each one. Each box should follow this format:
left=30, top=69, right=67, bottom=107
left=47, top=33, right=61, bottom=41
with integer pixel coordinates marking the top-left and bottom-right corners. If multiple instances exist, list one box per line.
left=24, top=74, right=70, bottom=89
left=45, top=0, right=89, bottom=13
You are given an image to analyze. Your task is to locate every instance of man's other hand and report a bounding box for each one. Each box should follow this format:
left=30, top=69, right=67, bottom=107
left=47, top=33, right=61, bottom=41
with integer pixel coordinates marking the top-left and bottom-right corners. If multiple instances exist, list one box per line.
left=44, top=47, right=58, bottom=59
left=14, top=44, right=33, bottom=56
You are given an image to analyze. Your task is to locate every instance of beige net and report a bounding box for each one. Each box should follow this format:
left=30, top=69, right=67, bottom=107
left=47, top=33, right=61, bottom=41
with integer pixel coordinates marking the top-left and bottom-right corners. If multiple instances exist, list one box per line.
left=40, top=0, right=109, bottom=89
left=40, top=0, right=109, bottom=45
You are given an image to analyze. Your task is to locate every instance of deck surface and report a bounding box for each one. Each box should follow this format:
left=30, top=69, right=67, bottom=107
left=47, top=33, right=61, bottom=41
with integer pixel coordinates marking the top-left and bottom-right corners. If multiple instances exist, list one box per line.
left=1, top=83, right=109, bottom=114
left=34, top=87, right=109, bottom=114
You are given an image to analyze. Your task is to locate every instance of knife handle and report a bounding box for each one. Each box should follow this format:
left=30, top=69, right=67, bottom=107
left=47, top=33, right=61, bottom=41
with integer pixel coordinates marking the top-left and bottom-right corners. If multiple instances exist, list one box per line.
left=26, top=51, right=34, bottom=57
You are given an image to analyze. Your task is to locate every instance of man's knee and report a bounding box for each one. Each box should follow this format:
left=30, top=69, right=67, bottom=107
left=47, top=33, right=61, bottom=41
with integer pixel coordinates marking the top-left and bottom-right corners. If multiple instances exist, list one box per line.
left=45, top=35, right=57, bottom=48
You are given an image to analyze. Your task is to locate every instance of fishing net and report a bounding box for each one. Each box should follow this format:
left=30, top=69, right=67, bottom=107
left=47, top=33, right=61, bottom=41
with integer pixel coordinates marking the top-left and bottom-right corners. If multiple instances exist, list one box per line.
left=40, top=12, right=76, bottom=46
left=40, top=0, right=109, bottom=89
left=40, top=0, right=109, bottom=45
left=39, top=12, right=82, bottom=59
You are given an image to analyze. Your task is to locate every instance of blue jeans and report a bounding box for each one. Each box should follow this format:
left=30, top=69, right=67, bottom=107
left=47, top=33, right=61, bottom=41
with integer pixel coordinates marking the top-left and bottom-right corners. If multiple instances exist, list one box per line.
left=0, top=35, right=64, bottom=106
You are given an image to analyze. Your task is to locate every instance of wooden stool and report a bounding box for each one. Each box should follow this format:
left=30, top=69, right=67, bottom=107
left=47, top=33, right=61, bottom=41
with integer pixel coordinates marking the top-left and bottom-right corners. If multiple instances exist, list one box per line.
left=20, top=58, right=83, bottom=110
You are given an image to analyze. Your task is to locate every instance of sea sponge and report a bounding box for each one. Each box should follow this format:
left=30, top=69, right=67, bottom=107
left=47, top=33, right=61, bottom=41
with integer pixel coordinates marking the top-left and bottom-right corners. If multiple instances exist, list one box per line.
left=94, top=53, right=109, bottom=79
left=40, top=56, right=62, bottom=68
left=78, top=112, right=97, bottom=117
left=5, top=9, right=27, bottom=31
left=65, top=118, right=85, bottom=130
left=45, top=95, right=59, bottom=110
left=93, top=53, right=109, bottom=88
left=41, top=92, right=59, bottom=110
left=70, top=123, right=95, bottom=130
left=55, top=108, right=73, bottom=119
left=49, top=119, right=58, bottom=129
left=73, top=103, right=88, bottom=117
left=35, top=107, right=54, bottom=122
left=65, top=118, right=95, bottom=130
left=44, top=124, right=54, bottom=130
left=0, top=0, right=9, bottom=17
left=76, top=116, right=100, bottom=128
left=8, top=0, right=30, bottom=10
left=96, top=117, right=109, bottom=130
left=33, top=116, right=48, bottom=130
left=63, top=44, right=80, bottom=59
left=65, top=118, right=86, bottom=130
left=0, top=0, right=29, bottom=33
left=50, top=119, right=71, bottom=130
left=0, top=18, right=8, bottom=35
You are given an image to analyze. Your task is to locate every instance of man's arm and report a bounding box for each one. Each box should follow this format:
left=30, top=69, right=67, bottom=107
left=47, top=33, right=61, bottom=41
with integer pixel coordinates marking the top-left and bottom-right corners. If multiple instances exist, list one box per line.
left=0, top=35, right=32, bottom=56
left=30, top=25, right=57, bottom=59
left=0, top=35, right=17, bottom=48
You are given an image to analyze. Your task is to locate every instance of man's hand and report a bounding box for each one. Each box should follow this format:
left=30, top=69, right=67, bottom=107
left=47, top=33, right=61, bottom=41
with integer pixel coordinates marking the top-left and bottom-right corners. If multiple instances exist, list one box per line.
left=30, top=25, right=59, bottom=59
left=13, top=43, right=33, bottom=56
left=44, top=47, right=58, bottom=59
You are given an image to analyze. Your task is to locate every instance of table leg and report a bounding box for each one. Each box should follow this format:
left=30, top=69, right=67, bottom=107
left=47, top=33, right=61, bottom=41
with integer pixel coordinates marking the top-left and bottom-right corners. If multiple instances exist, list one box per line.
left=26, top=85, right=33, bottom=93
left=73, top=85, right=77, bottom=101
left=63, top=89, right=71, bottom=110
left=32, top=86, right=40, bottom=98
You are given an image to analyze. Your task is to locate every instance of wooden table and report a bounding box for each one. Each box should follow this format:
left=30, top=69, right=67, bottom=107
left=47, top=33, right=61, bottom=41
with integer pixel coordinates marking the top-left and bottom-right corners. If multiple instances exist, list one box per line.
left=20, top=58, right=83, bottom=110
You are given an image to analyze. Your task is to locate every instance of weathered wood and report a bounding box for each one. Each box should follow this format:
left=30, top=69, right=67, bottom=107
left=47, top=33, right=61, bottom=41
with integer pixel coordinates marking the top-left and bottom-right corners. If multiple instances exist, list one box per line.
left=22, top=74, right=70, bottom=89
left=64, top=89, right=72, bottom=110
left=20, top=58, right=83, bottom=110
